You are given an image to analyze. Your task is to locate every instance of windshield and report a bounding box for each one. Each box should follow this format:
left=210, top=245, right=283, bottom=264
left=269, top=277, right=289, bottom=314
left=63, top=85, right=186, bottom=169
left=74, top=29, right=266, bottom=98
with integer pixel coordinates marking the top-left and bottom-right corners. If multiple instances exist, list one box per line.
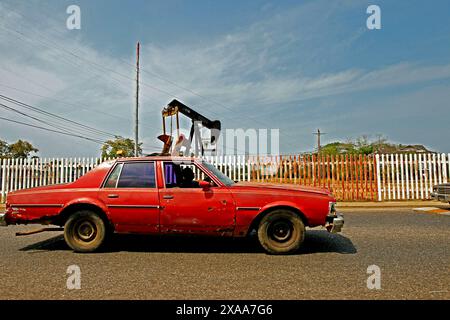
left=201, top=161, right=235, bottom=186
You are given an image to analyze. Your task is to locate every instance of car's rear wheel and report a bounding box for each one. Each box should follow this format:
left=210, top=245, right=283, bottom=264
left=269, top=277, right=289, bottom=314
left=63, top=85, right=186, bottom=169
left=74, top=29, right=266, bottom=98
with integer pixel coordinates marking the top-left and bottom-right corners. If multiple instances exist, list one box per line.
left=257, top=209, right=305, bottom=254
left=64, top=210, right=107, bottom=253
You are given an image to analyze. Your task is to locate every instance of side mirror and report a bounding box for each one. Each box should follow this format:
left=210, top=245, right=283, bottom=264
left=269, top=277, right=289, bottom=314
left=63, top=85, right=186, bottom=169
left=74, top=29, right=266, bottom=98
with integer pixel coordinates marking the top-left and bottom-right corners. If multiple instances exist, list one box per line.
left=199, top=180, right=211, bottom=189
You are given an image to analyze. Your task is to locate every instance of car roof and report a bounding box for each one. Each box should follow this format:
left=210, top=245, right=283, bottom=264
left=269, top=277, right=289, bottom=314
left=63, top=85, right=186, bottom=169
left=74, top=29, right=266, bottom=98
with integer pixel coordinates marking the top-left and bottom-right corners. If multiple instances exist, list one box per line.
left=113, top=156, right=200, bottom=162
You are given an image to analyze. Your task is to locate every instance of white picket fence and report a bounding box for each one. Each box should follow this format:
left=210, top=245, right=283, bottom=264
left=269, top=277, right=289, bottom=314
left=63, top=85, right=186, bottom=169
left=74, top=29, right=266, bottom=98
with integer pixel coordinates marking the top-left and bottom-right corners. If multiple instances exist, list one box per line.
left=0, top=157, right=106, bottom=203
left=0, top=156, right=251, bottom=203
left=204, top=155, right=251, bottom=183
left=0, top=153, right=449, bottom=203
left=375, top=153, right=449, bottom=201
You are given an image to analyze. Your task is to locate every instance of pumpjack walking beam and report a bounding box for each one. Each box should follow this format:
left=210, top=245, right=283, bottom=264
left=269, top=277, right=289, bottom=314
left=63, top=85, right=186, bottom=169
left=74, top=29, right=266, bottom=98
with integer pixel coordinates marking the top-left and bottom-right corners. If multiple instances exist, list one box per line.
left=159, top=99, right=221, bottom=156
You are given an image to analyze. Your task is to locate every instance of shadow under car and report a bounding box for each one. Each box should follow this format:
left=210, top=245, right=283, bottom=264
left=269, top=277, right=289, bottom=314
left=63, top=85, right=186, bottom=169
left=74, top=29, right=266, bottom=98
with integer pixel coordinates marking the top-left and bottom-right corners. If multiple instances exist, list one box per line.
left=19, top=229, right=356, bottom=255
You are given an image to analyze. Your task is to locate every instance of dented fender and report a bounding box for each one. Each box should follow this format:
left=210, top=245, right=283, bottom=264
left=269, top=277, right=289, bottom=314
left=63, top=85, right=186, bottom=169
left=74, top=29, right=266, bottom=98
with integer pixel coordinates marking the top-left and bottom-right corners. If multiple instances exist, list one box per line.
left=59, top=197, right=111, bottom=220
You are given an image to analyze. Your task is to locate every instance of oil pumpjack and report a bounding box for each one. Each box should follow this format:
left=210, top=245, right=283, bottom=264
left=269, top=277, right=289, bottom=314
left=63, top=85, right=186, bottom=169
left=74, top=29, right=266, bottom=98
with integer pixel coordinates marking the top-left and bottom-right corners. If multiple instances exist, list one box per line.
left=155, top=99, right=221, bottom=156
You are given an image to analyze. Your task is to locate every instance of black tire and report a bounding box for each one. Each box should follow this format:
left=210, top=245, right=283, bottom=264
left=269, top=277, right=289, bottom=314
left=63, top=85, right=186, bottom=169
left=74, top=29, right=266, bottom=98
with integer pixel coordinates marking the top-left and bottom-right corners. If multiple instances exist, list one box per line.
left=64, top=210, right=107, bottom=253
left=257, top=209, right=305, bottom=254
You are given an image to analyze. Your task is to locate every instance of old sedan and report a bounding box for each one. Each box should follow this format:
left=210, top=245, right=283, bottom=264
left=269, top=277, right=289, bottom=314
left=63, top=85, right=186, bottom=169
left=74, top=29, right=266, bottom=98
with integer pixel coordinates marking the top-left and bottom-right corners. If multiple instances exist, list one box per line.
left=431, top=183, right=450, bottom=203
left=0, top=156, right=343, bottom=254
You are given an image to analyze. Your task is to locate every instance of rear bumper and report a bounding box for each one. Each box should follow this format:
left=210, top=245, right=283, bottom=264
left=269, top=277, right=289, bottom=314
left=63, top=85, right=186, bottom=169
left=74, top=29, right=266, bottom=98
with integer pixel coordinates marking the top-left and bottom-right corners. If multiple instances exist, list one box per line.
left=325, top=213, right=344, bottom=233
left=0, top=213, right=7, bottom=226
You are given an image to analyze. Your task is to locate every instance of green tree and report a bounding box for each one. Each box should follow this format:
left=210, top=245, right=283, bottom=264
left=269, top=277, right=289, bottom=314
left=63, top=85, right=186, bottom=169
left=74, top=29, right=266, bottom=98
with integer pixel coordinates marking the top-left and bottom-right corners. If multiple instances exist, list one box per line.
left=8, top=140, right=39, bottom=158
left=355, top=135, right=374, bottom=155
left=319, top=134, right=432, bottom=155
left=320, top=141, right=357, bottom=155
left=0, top=139, right=9, bottom=158
left=321, top=135, right=390, bottom=155
left=101, top=137, right=142, bottom=158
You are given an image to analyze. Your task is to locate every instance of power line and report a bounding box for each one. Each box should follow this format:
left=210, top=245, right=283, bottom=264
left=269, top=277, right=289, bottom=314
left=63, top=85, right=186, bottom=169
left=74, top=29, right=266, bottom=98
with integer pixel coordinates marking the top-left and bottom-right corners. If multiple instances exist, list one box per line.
left=0, top=112, right=162, bottom=152
left=0, top=83, right=134, bottom=123
left=0, top=94, right=118, bottom=139
left=0, top=66, right=55, bottom=94
left=1, top=98, right=266, bottom=155
left=0, top=21, right=299, bottom=150
left=0, top=9, right=301, bottom=153
left=0, top=24, right=165, bottom=103
left=0, top=94, right=165, bottom=151
left=0, top=102, right=92, bottom=138
left=0, top=116, right=105, bottom=144
left=0, top=23, right=166, bottom=134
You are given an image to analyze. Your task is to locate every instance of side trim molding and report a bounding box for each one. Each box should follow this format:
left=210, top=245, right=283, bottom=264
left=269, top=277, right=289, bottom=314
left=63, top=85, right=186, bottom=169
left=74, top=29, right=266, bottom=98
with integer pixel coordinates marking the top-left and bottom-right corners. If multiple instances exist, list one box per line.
left=107, top=205, right=160, bottom=209
left=12, top=204, right=63, bottom=208
left=236, top=207, right=261, bottom=211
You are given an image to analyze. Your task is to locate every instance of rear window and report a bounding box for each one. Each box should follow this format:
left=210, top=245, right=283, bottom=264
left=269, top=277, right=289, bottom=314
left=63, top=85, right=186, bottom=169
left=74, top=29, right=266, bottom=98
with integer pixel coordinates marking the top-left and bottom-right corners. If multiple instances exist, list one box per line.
left=104, top=163, right=123, bottom=188
left=116, top=162, right=156, bottom=188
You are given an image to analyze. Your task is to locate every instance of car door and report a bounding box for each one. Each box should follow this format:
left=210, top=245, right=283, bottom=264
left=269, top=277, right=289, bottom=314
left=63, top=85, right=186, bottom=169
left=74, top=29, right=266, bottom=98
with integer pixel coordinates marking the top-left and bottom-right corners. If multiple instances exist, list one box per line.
left=159, top=161, right=235, bottom=234
left=98, top=161, right=160, bottom=234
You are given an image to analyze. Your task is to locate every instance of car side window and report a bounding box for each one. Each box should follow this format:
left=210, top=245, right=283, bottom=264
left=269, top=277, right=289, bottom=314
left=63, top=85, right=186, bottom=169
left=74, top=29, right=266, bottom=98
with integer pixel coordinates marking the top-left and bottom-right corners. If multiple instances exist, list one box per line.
left=164, top=162, right=214, bottom=189
left=117, top=162, right=156, bottom=188
left=104, top=163, right=123, bottom=188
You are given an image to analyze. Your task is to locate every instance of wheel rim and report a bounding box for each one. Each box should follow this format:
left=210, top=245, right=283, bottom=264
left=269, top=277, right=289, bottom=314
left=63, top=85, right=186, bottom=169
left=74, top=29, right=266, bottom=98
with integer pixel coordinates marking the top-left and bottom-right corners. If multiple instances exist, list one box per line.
left=268, top=219, right=293, bottom=243
left=74, top=220, right=97, bottom=243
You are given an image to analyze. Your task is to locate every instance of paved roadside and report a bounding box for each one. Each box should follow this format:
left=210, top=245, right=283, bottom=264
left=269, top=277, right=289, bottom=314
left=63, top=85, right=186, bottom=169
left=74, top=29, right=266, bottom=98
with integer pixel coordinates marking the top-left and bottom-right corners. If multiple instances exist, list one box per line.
left=338, top=200, right=449, bottom=209
left=1, top=208, right=449, bottom=299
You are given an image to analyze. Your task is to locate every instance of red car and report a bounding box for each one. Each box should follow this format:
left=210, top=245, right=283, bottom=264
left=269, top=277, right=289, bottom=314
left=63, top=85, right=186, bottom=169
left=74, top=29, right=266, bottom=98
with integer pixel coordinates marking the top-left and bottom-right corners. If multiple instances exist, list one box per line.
left=0, top=157, right=344, bottom=254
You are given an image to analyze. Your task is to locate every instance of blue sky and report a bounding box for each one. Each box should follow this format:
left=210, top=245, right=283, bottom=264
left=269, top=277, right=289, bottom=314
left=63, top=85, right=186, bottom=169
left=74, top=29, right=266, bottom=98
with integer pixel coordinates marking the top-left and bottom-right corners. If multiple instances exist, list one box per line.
left=0, top=0, right=449, bottom=156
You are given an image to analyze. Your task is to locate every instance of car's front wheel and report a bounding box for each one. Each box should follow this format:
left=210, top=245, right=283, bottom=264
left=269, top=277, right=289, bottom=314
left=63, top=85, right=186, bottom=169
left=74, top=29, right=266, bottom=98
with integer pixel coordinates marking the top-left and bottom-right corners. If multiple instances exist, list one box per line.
left=257, top=209, right=305, bottom=254
left=64, top=210, right=107, bottom=253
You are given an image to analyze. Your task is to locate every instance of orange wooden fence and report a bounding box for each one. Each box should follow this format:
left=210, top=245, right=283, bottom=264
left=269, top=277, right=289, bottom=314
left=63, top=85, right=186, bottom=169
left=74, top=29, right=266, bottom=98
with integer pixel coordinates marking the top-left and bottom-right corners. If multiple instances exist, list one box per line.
left=247, top=154, right=378, bottom=201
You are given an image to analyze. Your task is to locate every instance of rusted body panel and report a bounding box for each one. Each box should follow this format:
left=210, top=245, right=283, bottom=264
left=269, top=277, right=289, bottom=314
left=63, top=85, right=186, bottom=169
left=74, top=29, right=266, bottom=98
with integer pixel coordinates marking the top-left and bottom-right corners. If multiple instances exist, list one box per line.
left=4, top=156, right=336, bottom=236
left=159, top=187, right=235, bottom=234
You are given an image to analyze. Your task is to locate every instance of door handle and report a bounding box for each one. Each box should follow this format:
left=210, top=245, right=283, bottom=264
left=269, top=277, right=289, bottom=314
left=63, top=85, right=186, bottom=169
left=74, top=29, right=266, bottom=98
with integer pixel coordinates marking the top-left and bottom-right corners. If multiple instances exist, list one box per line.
left=107, top=194, right=119, bottom=199
left=163, top=195, right=174, bottom=200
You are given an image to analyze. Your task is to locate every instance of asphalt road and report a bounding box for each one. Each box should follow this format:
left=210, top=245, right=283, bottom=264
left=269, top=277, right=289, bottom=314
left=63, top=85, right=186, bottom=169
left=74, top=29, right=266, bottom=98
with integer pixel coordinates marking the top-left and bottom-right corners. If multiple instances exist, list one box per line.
left=0, top=208, right=449, bottom=300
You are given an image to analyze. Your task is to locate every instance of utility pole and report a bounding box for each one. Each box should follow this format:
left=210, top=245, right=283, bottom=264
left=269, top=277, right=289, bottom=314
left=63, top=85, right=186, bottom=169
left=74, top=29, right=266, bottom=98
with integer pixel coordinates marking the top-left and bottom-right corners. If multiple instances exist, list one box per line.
left=134, top=42, right=140, bottom=157
left=313, top=129, right=327, bottom=154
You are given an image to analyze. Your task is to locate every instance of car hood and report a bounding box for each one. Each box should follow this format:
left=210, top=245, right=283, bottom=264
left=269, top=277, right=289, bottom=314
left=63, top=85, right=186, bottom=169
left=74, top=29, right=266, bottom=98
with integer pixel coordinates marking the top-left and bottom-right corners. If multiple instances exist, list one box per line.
left=230, top=181, right=331, bottom=195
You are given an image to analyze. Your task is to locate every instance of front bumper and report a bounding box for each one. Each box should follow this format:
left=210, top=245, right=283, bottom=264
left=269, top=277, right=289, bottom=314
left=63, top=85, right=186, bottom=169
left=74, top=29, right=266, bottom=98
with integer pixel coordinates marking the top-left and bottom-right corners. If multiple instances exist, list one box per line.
left=431, top=192, right=450, bottom=203
left=0, top=213, right=7, bottom=226
left=325, top=213, right=344, bottom=233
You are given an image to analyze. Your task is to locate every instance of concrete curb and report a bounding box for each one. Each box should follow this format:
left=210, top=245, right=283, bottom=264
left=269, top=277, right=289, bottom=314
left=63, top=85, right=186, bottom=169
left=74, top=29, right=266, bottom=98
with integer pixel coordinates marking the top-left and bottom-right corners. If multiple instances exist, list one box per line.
left=413, top=207, right=450, bottom=215
left=337, top=201, right=449, bottom=209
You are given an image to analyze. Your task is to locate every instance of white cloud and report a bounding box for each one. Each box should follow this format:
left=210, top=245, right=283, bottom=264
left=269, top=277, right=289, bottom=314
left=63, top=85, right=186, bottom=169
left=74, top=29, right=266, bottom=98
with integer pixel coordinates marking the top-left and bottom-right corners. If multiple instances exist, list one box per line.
left=0, top=2, right=140, bottom=156
left=140, top=39, right=450, bottom=110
